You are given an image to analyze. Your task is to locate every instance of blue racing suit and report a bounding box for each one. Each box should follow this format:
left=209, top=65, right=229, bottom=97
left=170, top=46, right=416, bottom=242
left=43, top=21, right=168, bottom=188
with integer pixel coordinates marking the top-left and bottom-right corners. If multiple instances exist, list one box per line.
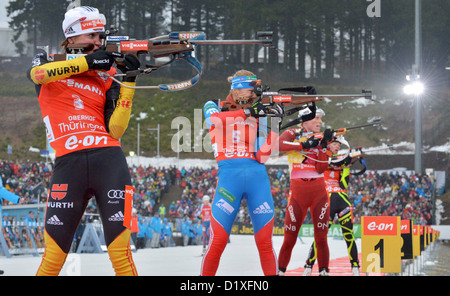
left=200, top=99, right=279, bottom=276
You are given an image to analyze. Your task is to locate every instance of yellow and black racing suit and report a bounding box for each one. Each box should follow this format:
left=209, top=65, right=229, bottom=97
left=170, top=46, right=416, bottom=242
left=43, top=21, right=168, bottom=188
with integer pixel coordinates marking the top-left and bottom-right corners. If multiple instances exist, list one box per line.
left=28, top=52, right=138, bottom=276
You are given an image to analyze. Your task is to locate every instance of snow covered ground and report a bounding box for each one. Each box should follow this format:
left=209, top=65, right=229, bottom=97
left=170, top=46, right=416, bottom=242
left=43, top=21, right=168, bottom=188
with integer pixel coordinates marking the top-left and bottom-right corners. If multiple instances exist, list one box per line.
left=1, top=235, right=359, bottom=276
left=125, top=140, right=450, bottom=169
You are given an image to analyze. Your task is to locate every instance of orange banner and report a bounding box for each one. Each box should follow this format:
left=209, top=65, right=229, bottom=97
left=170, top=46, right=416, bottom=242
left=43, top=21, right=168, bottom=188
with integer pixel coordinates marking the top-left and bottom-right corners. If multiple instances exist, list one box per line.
left=362, top=216, right=399, bottom=236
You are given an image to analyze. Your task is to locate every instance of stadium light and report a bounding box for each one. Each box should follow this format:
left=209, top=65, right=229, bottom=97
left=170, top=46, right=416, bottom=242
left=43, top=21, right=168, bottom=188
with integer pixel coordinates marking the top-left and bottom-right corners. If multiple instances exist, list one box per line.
left=402, top=76, right=423, bottom=174
left=403, top=81, right=424, bottom=95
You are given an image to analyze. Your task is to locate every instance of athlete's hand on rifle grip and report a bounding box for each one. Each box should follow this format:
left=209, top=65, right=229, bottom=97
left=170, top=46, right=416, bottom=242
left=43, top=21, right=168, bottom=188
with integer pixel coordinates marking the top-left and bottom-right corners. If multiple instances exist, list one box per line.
left=320, top=128, right=333, bottom=148
left=342, top=155, right=353, bottom=166
left=85, top=50, right=115, bottom=71
left=301, top=136, right=320, bottom=150
left=245, top=102, right=268, bottom=118
left=117, top=54, right=141, bottom=82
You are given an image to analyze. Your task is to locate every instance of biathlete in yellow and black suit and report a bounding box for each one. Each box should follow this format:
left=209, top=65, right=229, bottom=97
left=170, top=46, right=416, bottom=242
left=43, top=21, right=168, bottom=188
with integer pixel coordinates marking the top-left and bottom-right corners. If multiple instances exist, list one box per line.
left=304, top=136, right=360, bottom=276
left=28, top=6, right=140, bottom=276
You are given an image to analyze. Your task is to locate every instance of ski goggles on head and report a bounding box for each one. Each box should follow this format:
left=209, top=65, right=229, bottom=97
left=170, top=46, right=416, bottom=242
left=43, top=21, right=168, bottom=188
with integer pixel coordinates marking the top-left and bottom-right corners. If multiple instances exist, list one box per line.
left=230, top=75, right=261, bottom=90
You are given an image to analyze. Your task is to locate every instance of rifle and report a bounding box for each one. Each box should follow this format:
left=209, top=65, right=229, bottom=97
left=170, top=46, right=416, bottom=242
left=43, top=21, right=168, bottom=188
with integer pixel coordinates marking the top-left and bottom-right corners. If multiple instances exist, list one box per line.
left=277, top=119, right=381, bottom=165
left=295, top=118, right=382, bottom=143
left=221, top=85, right=373, bottom=123
left=330, top=144, right=393, bottom=175
left=349, top=144, right=394, bottom=157
left=261, top=88, right=374, bottom=107
left=332, top=145, right=393, bottom=163
left=48, top=30, right=274, bottom=92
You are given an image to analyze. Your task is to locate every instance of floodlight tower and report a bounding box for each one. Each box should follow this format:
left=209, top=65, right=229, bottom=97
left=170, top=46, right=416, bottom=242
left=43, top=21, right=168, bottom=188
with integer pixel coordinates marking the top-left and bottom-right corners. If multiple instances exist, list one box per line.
left=403, top=0, right=423, bottom=174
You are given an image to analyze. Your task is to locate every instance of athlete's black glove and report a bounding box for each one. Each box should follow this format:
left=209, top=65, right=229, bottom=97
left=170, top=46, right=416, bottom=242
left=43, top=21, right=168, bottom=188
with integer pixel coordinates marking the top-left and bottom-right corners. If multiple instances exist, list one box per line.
left=320, top=128, right=333, bottom=148
left=85, top=50, right=115, bottom=70
left=301, top=136, right=320, bottom=149
left=245, top=101, right=268, bottom=118
left=117, top=54, right=141, bottom=82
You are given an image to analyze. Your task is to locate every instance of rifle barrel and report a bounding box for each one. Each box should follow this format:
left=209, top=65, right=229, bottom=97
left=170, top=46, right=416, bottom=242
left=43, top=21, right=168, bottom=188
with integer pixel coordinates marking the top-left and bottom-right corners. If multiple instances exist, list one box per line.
left=274, top=94, right=371, bottom=99
left=317, top=94, right=371, bottom=98
left=190, top=40, right=272, bottom=45
left=345, top=121, right=381, bottom=130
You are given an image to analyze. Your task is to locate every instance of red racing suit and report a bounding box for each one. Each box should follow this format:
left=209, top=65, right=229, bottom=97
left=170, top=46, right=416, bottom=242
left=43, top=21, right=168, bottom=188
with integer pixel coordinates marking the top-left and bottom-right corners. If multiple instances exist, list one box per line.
left=305, top=167, right=359, bottom=268
left=277, top=128, right=330, bottom=273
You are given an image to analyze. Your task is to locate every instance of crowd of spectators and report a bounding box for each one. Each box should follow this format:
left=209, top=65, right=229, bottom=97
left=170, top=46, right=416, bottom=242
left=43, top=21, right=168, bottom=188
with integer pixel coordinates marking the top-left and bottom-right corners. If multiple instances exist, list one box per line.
left=1, top=159, right=438, bottom=236
left=0, top=160, right=52, bottom=204
left=167, top=167, right=218, bottom=219
left=156, top=167, right=436, bottom=227
left=128, top=165, right=178, bottom=217
left=159, top=167, right=291, bottom=227
left=348, top=170, right=435, bottom=225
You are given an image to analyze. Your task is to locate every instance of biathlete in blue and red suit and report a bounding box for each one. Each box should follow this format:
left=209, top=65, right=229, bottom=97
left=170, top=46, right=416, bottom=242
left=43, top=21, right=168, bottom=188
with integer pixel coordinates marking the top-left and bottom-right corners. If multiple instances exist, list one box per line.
left=200, top=195, right=212, bottom=254
left=201, top=70, right=281, bottom=276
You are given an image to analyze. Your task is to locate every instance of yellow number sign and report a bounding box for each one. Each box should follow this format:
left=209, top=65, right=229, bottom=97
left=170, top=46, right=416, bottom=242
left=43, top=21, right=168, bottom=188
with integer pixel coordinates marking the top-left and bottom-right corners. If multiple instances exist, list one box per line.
left=361, top=216, right=402, bottom=273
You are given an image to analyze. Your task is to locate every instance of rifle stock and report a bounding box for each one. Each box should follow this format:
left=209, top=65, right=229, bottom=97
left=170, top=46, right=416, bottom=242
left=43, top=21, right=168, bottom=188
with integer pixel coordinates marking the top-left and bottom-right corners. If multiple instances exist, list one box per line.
left=53, top=44, right=94, bottom=61
left=220, top=93, right=322, bottom=112
left=296, top=129, right=347, bottom=143
left=106, top=39, right=194, bottom=59
left=261, top=94, right=323, bottom=105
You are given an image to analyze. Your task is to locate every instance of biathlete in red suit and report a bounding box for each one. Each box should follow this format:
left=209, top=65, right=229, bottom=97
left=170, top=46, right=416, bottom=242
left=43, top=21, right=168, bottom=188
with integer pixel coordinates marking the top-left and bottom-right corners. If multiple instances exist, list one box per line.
left=201, top=70, right=281, bottom=276
left=28, top=6, right=140, bottom=276
left=277, top=106, right=333, bottom=276
left=304, top=137, right=360, bottom=276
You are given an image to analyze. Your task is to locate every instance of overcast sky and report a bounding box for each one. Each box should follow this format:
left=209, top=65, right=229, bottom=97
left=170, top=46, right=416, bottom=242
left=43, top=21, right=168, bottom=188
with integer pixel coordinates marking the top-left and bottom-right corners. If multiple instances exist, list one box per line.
left=0, top=0, right=10, bottom=27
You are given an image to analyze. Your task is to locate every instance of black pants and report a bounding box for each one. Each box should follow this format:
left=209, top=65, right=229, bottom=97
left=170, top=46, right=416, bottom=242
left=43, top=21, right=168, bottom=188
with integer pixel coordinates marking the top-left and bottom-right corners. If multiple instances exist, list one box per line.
left=44, top=147, right=132, bottom=253
left=306, top=192, right=359, bottom=267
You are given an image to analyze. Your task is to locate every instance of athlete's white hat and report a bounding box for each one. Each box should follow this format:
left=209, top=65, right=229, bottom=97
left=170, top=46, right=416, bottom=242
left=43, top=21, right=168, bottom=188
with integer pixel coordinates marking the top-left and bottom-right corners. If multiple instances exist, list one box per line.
left=315, top=107, right=325, bottom=117
left=62, top=6, right=106, bottom=38
left=202, top=195, right=210, bottom=202
left=333, top=135, right=345, bottom=144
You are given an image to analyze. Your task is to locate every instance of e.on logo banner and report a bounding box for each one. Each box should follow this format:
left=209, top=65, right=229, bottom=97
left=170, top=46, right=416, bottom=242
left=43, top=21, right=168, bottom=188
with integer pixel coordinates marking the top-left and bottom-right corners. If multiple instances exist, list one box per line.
left=362, top=216, right=399, bottom=236
left=401, top=219, right=411, bottom=234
